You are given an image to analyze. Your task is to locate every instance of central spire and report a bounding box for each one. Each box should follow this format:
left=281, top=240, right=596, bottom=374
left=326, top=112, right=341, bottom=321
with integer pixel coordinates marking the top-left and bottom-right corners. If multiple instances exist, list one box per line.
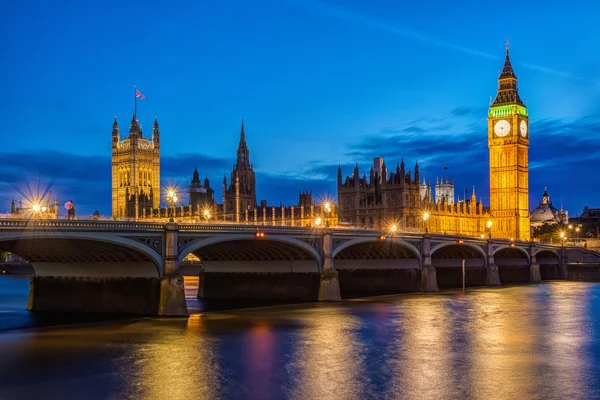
left=499, top=40, right=517, bottom=79
left=239, top=118, right=246, bottom=144
left=236, top=118, right=250, bottom=167
left=491, top=43, right=524, bottom=107
left=129, top=113, right=141, bottom=138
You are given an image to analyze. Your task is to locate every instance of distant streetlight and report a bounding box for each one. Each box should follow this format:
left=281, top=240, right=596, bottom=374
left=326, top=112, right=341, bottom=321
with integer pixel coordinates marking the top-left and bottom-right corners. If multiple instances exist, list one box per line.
left=423, top=211, right=429, bottom=233
left=390, top=224, right=398, bottom=234
left=166, top=189, right=178, bottom=222
left=315, top=217, right=322, bottom=227
left=487, top=220, right=493, bottom=239
left=203, top=208, right=211, bottom=222
left=323, top=202, right=332, bottom=227
left=32, top=204, right=41, bottom=213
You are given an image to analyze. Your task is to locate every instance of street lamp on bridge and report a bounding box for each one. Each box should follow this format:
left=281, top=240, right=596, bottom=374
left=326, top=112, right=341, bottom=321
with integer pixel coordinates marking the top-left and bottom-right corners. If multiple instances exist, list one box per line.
left=423, top=211, right=429, bottom=233
left=203, top=208, right=211, bottom=222
left=323, top=201, right=332, bottom=227
left=486, top=220, right=493, bottom=239
left=166, top=189, right=178, bottom=222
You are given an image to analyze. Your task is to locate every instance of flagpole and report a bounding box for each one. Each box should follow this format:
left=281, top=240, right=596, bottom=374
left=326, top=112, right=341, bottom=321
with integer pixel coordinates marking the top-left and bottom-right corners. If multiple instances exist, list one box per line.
left=134, top=85, right=137, bottom=118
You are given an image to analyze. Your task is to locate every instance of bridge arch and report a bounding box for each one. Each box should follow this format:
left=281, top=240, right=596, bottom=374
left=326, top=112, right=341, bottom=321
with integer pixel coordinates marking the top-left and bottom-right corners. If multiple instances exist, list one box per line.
left=494, top=245, right=531, bottom=263
left=0, top=232, right=163, bottom=277
left=431, top=241, right=487, bottom=265
left=431, top=241, right=487, bottom=289
left=532, top=248, right=561, bottom=261
left=332, top=237, right=421, bottom=265
left=332, top=237, right=422, bottom=296
left=534, top=248, right=562, bottom=280
left=178, top=234, right=322, bottom=272
left=493, top=246, right=531, bottom=283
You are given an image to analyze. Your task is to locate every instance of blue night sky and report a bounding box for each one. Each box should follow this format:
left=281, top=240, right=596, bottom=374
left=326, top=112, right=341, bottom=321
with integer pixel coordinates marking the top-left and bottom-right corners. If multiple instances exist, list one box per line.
left=2, top=0, right=600, bottom=216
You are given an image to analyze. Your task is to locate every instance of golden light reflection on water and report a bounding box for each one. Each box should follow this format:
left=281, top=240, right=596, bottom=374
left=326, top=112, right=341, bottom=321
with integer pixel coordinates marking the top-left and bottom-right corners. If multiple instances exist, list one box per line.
left=543, top=282, right=591, bottom=399
left=286, top=307, right=364, bottom=400
left=125, top=319, right=221, bottom=400
left=470, top=288, right=538, bottom=399
left=389, top=297, right=454, bottom=400
left=1, top=281, right=600, bottom=399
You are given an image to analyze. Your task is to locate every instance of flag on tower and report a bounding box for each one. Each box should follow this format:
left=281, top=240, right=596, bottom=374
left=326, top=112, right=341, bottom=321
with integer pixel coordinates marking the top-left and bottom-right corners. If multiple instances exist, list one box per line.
left=135, top=89, right=146, bottom=100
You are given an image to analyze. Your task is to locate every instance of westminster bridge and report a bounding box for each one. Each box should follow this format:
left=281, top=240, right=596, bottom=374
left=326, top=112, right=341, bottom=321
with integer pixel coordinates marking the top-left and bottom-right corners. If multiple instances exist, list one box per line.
left=1, top=219, right=599, bottom=316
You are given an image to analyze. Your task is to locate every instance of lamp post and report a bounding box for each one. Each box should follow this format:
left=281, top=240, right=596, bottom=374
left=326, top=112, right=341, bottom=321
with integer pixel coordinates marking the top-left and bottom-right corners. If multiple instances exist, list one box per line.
left=315, top=216, right=322, bottom=227
left=32, top=203, right=41, bottom=218
left=487, top=220, right=493, bottom=239
left=323, top=202, right=332, bottom=227
left=203, top=208, right=211, bottom=223
left=423, top=211, right=429, bottom=233
left=166, top=190, right=178, bottom=222
left=576, top=226, right=580, bottom=243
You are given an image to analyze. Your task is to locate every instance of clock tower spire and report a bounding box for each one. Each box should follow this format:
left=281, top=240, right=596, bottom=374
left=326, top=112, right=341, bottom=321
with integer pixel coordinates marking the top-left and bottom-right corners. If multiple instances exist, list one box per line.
left=488, top=44, right=530, bottom=241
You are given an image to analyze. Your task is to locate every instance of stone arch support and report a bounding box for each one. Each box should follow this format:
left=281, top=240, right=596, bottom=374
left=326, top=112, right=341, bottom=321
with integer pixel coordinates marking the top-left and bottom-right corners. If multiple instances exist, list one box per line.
left=493, top=245, right=531, bottom=264
left=430, top=241, right=488, bottom=267
left=332, top=237, right=422, bottom=266
left=177, top=234, right=323, bottom=272
left=532, top=248, right=561, bottom=262
left=0, top=231, right=163, bottom=277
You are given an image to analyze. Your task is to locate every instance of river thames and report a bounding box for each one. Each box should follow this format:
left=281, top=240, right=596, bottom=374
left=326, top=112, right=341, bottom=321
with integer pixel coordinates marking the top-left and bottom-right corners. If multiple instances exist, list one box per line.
left=0, top=277, right=599, bottom=399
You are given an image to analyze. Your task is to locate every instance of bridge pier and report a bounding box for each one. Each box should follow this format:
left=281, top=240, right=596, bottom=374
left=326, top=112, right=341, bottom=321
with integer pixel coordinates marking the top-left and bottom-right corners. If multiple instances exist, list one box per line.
left=485, top=242, right=501, bottom=286
left=196, top=264, right=205, bottom=299
left=420, top=236, right=438, bottom=292
left=160, top=223, right=189, bottom=316
left=318, top=231, right=342, bottom=301
left=530, top=254, right=541, bottom=282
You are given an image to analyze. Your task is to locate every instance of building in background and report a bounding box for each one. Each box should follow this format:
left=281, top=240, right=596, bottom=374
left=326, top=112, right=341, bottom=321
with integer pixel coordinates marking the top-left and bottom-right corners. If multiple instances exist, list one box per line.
left=222, top=120, right=257, bottom=222
left=189, top=168, right=215, bottom=217
left=530, top=187, right=568, bottom=227
left=111, top=114, right=160, bottom=218
left=337, top=158, right=422, bottom=228
left=337, top=158, right=489, bottom=235
left=435, top=177, right=455, bottom=205
left=487, top=45, right=530, bottom=241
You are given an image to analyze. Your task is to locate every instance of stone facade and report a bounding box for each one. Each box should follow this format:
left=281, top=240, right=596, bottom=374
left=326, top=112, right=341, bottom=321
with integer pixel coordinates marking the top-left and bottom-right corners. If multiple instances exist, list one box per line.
left=337, top=158, right=422, bottom=229
left=488, top=45, right=531, bottom=241
left=111, top=115, right=160, bottom=218
left=222, top=120, right=257, bottom=222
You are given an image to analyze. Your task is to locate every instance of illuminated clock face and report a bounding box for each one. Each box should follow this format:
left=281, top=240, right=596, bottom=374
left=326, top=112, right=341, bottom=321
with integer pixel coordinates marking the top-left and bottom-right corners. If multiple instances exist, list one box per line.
left=520, top=120, right=528, bottom=137
left=494, top=120, right=510, bottom=137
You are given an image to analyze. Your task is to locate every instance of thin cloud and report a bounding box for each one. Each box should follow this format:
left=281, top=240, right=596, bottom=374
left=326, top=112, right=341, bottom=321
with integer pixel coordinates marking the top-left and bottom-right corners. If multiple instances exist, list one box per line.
left=289, top=0, right=591, bottom=83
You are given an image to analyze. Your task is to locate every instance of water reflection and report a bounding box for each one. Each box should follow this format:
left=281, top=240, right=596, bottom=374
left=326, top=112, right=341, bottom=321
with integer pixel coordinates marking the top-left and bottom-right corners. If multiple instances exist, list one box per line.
left=470, top=288, right=538, bottom=399
left=123, top=319, right=221, bottom=400
left=1, top=278, right=600, bottom=399
left=542, top=283, right=592, bottom=399
left=287, top=306, right=365, bottom=400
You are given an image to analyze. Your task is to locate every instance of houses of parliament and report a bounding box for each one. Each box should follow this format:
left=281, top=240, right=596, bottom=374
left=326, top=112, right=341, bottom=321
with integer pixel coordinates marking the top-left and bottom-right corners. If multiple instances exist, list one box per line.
left=110, top=46, right=530, bottom=241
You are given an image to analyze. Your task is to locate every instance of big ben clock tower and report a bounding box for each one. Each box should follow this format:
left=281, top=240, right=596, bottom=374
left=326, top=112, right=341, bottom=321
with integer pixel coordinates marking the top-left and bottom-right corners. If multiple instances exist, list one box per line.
left=488, top=44, right=530, bottom=241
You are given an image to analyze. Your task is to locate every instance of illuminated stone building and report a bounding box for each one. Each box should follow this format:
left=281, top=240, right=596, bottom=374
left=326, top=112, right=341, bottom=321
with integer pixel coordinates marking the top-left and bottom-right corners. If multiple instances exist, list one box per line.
left=435, top=177, right=455, bottom=205
left=222, top=120, right=257, bottom=222
left=189, top=168, right=215, bottom=216
left=337, top=158, right=422, bottom=228
left=487, top=45, right=530, bottom=241
left=530, top=187, right=568, bottom=227
left=111, top=114, right=160, bottom=218
left=424, top=187, right=490, bottom=236
left=337, top=158, right=489, bottom=235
